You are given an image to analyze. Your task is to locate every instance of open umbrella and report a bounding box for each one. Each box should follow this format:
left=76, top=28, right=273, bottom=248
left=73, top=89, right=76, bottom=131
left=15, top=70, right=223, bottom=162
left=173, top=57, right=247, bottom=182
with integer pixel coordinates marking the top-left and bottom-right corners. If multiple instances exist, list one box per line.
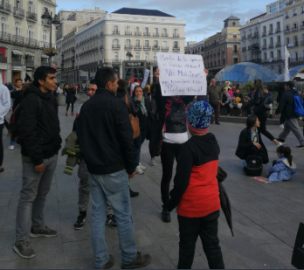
left=217, top=167, right=234, bottom=237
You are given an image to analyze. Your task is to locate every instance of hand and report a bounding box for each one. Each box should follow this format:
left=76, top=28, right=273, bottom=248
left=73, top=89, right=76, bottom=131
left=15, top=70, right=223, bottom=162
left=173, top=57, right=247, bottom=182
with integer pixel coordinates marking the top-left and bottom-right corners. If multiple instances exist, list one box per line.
left=35, top=163, right=45, bottom=173
left=253, top=142, right=261, bottom=149
left=219, top=100, right=221, bottom=103
left=129, top=172, right=136, bottom=178
left=221, top=103, right=225, bottom=106
left=137, top=95, right=143, bottom=102
left=204, top=68, right=209, bottom=76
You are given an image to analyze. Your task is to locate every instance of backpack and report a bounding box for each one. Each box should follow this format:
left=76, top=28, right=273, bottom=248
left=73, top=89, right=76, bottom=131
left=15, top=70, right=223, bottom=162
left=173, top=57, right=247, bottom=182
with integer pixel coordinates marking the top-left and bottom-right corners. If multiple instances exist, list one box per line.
left=294, top=93, right=304, bottom=117
left=244, top=156, right=263, bottom=176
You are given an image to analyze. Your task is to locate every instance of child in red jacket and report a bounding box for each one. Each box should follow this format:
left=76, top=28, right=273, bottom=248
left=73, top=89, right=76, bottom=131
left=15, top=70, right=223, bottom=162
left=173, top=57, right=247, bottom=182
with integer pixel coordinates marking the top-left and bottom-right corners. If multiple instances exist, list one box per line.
left=167, top=101, right=224, bottom=269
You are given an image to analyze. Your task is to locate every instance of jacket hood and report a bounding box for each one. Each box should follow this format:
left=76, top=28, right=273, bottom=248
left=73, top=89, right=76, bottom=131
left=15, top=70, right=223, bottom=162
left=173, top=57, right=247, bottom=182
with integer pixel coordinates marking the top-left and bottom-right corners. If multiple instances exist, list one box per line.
left=281, top=158, right=297, bottom=171
left=191, top=133, right=218, bottom=155
left=24, top=83, right=51, bottom=100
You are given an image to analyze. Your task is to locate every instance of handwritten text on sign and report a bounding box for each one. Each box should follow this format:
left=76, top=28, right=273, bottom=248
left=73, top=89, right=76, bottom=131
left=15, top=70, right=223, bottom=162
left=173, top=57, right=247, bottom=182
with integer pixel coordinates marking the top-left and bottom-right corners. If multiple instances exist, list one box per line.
left=157, top=53, right=206, bottom=96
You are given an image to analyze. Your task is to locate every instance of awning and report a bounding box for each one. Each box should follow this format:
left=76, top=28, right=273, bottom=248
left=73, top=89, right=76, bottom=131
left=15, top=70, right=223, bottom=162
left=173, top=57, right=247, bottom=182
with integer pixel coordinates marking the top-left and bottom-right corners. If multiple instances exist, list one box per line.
left=12, top=50, right=23, bottom=56
left=41, top=55, right=49, bottom=58
left=25, top=52, right=34, bottom=57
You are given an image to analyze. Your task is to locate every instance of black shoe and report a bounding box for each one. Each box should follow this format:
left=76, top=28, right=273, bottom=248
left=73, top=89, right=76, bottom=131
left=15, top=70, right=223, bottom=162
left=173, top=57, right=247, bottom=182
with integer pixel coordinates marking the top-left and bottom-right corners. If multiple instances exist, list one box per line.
left=121, top=252, right=151, bottom=269
left=161, top=208, right=171, bottom=223
left=74, top=212, right=86, bottom=230
left=129, top=188, right=139, bottom=198
left=0, top=168, right=4, bottom=173
left=106, top=214, right=117, bottom=229
left=276, top=138, right=285, bottom=144
left=102, top=254, right=115, bottom=269
left=215, top=122, right=221, bottom=125
left=296, top=145, right=304, bottom=149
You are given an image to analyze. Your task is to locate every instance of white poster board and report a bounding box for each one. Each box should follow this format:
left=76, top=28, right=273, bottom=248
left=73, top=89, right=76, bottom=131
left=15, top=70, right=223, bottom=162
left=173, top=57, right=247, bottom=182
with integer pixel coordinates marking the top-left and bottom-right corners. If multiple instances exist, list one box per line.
left=141, top=69, right=150, bottom=88
left=156, top=53, right=206, bottom=96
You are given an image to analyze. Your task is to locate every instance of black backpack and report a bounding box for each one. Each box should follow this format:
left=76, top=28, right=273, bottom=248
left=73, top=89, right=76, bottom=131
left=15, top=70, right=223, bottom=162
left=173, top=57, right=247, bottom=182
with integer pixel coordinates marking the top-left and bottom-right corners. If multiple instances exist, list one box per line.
left=244, top=156, right=263, bottom=176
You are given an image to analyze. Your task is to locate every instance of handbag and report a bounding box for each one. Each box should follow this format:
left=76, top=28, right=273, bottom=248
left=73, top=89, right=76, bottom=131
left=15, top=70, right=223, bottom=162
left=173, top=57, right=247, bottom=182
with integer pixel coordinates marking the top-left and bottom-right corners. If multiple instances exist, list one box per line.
left=125, top=95, right=140, bottom=139
left=292, top=223, right=304, bottom=269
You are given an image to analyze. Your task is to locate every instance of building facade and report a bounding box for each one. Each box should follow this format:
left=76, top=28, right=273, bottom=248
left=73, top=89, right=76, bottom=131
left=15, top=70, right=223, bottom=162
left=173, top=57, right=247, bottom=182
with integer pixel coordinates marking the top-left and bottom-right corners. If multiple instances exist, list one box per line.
left=0, top=0, right=56, bottom=83
left=73, top=8, right=185, bottom=84
left=186, top=40, right=204, bottom=56
left=203, top=16, right=242, bottom=79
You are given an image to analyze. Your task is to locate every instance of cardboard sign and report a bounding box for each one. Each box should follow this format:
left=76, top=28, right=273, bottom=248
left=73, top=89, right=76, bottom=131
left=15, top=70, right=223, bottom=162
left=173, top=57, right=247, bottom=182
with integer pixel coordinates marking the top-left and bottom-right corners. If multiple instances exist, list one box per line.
left=141, top=69, right=150, bottom=88
left=156, top=53, right=206, bottom=96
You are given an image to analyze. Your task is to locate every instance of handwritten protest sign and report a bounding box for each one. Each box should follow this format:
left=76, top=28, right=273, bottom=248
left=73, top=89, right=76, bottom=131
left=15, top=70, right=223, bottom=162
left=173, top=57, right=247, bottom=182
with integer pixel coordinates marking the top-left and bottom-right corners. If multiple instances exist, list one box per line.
left=156, top=53, right=206, bottom=96
left=141, top=69, right=150, bottom=88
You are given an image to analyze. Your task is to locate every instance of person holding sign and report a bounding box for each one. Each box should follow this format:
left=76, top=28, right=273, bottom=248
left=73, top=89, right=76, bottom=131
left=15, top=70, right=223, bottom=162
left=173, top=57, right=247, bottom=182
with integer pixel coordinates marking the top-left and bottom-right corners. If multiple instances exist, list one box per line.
left=154, top=68, right=209, bottom=223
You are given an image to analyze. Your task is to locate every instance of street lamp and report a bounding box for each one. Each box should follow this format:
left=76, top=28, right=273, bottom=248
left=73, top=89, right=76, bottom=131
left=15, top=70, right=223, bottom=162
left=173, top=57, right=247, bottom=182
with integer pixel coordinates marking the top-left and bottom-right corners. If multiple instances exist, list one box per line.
left=126, top=51, right=133, bottom=61
left=41, top=9, right=60, bottom=66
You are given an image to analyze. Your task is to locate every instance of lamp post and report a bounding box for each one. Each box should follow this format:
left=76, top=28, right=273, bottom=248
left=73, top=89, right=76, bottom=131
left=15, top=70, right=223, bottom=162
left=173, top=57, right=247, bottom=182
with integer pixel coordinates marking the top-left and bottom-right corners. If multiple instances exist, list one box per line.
left=41, top=10, right=60, bottom=66
left=126, top=51, right=133, bottom=61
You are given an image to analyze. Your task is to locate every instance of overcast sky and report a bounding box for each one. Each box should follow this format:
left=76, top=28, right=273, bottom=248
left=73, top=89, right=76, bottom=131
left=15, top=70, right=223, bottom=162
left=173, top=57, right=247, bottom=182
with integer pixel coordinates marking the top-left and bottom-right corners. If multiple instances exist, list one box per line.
left=56, top=0, right=275, bottom=43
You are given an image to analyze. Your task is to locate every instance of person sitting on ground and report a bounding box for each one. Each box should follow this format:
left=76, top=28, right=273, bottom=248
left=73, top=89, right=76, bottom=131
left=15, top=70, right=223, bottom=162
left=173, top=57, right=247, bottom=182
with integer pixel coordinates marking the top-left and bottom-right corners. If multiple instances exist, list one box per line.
left=167, top=101, right=225, bottom=270
left=230, top=84, right=244, bottom=117
left=221, top=89, right=231, bottom=116
left=267, top=146, right=297, bottom=182
left=235, top=115, right=269, bottom=164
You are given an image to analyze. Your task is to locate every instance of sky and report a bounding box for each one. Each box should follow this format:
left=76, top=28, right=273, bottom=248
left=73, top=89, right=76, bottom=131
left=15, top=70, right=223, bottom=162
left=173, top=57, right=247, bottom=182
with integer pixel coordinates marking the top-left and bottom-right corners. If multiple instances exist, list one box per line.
left=56, top=0, right=276, bottom=43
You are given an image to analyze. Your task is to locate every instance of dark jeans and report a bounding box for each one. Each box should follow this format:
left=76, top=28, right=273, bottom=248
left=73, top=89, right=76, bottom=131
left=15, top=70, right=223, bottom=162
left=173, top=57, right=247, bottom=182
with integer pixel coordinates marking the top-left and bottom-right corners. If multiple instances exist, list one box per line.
left=178, top=211, right=225, bottom=269
left=66, top=103, right=74, bottom=113
left=256, top=112, right=275, bottom=142
left=161, top=142, right=181, bottom=206
left=211, top=103, right=220, bottom=124
left=134, top=129, right=147, bottom=166
left=221, top=103, right=230, bottom=115
left=0, top=124, right=3, bottom=166
left=4, top=119, right=9, bottom=130
left=245, top=145, right=269, bottom=164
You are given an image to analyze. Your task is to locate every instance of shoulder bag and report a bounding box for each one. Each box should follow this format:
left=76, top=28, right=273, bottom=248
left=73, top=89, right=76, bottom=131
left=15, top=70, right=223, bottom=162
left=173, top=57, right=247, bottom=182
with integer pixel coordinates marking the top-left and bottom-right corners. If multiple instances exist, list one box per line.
left=125, top=95, right=140, bottom=139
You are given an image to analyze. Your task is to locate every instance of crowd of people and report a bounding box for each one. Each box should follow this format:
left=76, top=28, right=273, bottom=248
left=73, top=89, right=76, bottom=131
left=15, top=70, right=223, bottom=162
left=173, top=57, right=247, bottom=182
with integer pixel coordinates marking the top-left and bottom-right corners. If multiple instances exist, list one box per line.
left=0, top=65, right=303, bottom=269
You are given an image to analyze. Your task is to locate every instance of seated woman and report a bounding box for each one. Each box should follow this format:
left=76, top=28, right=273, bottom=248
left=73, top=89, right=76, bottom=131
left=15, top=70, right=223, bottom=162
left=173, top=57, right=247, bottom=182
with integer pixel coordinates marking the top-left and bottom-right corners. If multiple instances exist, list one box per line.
left=267, top=146, right=297, bottom=182
left=235, top=115, right=269, bottom=164
left=230, top=85, right=244, bottom=117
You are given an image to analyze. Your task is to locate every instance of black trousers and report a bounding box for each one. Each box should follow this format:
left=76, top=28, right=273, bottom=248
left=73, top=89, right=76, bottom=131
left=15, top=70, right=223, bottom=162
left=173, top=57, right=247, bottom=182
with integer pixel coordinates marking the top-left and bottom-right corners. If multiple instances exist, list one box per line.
left=160, top=142, right=181, bottom=206
left=178, top=211, right=225, bottom=269
left=66, top=103, right=74, bottom=113
left=256, top=112, right=275, bottom=142
left=0, top=124, right=3, bottom=166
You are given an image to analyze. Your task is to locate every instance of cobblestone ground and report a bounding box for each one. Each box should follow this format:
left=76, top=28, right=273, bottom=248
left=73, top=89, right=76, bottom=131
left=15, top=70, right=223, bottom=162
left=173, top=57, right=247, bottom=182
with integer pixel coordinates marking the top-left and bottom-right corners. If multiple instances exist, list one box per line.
left=0, top=103, right=303, bottom=269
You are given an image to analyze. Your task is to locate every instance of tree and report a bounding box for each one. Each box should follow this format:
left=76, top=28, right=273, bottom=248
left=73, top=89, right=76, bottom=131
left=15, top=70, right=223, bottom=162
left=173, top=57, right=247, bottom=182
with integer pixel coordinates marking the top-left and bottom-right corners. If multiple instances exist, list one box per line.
left=242, top=80, right=254, bottom=92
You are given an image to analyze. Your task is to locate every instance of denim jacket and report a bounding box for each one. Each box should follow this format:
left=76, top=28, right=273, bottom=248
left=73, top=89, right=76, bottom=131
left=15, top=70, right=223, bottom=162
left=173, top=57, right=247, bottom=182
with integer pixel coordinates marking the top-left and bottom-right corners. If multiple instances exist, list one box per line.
left=268, top=157, right=297, bottom=182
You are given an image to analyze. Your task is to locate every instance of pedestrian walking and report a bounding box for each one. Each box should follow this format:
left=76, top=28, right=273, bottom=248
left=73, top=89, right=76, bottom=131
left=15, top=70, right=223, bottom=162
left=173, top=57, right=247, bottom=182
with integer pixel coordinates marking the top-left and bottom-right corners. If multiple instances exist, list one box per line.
left=167, top=101, right=225, bottom=269
left=207, top=79, right=222, bottom=124
left=73, top=79, right=117, bottom=230
left=13, top=66, right=62, bottom=259
left=65, top=83, right=76, bottom=116
left=275, top=81, right=304, bottom=149
left=0, top=73, right=11, bottom=173
left=75, top=67, right=151, bottom=269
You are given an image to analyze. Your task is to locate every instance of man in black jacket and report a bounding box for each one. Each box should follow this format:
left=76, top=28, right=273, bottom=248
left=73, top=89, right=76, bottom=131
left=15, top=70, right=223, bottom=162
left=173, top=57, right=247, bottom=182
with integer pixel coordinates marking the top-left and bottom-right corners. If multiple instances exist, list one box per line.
left=275, top=81, right=304, bottom=149
left=75, top=67, right=151, bottom=269
left=14, top=66, right=62, bottom=259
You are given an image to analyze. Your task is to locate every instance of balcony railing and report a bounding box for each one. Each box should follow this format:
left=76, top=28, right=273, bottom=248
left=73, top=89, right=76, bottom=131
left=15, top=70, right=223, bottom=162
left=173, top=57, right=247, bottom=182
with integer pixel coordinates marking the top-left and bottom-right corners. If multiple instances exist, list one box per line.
left=301, top=40, right=304, bottom=46
left=284, top=28, right=290, bottom=34
left=242, top=36, right=246, bottom=40
left=292, top=27, right=298, bottom=32
left=0, top=56, right=7, bottom=63
left=143, top=32, right=150, bottom=36
left=241, top=47, right=246, bottom=52
left=0, top=2, right=11, bottom=13
left=99, top=45, right=104, bottom=50
left=253, top=32, right=259, bottom=38
left=275, top=28, right=281, bottom=33
left=134, top=45, right=142, bottom=50
left=268, top=43, right=274, bottom=49
left=152, top=46, right=160, bottom=50
left=13, top=7, right=25, bottom=18
left=268, top=29, right=273, bottom=35
left=248, top=58, right=262, bottom=63
left=276, top=42, right=281, bottom=47
left=26, top=38, right=38, bottom=47
left=26, top=11, right=37, bottom=22
left=0, top=31, right=11, bottom=42
left=301, top=25, right=304, bottom=31
left=12, top=35, right=24, bottom=44
left=173, top=34, right=180, bottom=38
left=161, top=46, right=169, bottom=51
left=124, top=45, right=133, bottom=49
left=41, top=41, right=49, bottom=49
left=287, top=41, right=298, bottom=47
left=112, top=44, right=121, bottom=49
left=248, top=44, right=259, bottom=50
left=290, top=57, right=304, bottom=63
left=25, top=60, right=35, bottom=67
left=173, top=47, right=180, bottom=51
left=12, top=58, right=22, bottom=65
left=125, top=31, right=132, bottom=35
left=41, top=0, right=57, bottom=6
left=153, top=33, right=159, bottom=37
left=112, top=31, right=120, bottom=35
left=134, top=32, right=141, bottom=36
left=248, top=34, right=252, bottom=39
left=262, top=45, right=267, bottom=50
left=262, top=32, right=267, bottom=37
left=42, top=20, right=51, bottom=27
left=143, top=46, right=151, bottom=50
left=162, top=33, right=168, bottom=37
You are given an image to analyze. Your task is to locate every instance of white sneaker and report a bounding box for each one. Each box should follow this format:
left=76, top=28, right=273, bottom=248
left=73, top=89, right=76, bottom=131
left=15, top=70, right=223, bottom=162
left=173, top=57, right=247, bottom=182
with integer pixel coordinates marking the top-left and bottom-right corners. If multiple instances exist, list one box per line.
left=139, top=163, right=146, bottom=171
left=150, top=158, right=156, bottom=166
left=136, top=166, right=144, bottom=175
left=8, top=145, right=14, bottom=150
left=279, top=124, right=284, bottom=129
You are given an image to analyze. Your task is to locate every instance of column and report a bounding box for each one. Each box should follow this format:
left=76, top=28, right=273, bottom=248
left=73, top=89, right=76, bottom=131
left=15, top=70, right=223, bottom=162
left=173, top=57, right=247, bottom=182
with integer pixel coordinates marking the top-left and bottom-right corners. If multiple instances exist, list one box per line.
left=150, top=65, right=153, bottom=84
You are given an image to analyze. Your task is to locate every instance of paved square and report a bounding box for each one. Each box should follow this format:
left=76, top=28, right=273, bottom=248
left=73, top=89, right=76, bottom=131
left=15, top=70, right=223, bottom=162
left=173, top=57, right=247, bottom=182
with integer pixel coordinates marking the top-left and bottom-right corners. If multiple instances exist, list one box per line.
left=0, top=103, right=303, bottom=269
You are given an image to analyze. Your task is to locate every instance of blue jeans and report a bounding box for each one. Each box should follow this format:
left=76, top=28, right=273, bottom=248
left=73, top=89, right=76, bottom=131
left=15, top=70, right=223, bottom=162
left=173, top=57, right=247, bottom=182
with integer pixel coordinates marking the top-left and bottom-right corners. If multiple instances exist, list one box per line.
left=88, top=170, right=137, bottom=268
left=134, top=129, right=147, bottom=166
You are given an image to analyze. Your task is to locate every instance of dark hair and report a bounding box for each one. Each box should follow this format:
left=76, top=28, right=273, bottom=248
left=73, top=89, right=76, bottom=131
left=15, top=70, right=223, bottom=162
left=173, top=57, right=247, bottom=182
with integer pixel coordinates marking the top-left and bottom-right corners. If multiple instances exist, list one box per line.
left=254, top=79, right=263, bottom=92
left=33, top=66, right=56, bottom=87
left=117, top=79, right=127, bottom=89
left=20, top=83, right=30, bottom=96
left=236, top=84, right=240, bottom=90
left=246, top=115, right=258, bottom=128
left=285, top=81, right=294, bottom=89
left=132, top=85, right=143, bottom=98
left=15, top=78, right=22, bottom=83
left=95, top=67, right=116, bottom=88
left=89, top=79, right=96, bottom=85
left=277, top=146, right=293, bottom=166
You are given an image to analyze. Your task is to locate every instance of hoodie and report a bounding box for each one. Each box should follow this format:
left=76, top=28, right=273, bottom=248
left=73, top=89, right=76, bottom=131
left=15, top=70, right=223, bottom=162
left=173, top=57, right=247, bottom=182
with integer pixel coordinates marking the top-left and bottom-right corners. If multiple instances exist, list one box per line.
left=167, top=133, right=221, bottom=218
left=268, top=157, right=297, bottom=182
left=0, top=73, right=11, bottom=125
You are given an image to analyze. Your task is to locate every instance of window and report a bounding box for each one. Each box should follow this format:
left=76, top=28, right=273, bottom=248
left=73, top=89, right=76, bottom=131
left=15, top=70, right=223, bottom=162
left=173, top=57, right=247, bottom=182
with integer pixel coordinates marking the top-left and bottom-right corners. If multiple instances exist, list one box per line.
left=233, top=58, right=238, bottom=64
left=279, top=1, right=286, bottom=9
left=43, top=30, right=47, bottom=41
left=1, top=17, right=8, bottom=33
left=126, top=26, right=131, bottom=33
left=135, top=27, right=139, bottom=33
left=113, top=38, right=118, bottom=46
left=293, top=8, right=297, bottom=16
left=293, top=52, right=298, bottom=61
left=114, top=25, right=118, bottom=33
left=135, top=52, right=140, bottom=60
left=174, top=41, right=178, bottom=48
left=162, top=41, right=167, bottom=47
left=270, top=4, right=276, bottom=13
left=153, top=53, right=157, bottom=61
left=286, top=37, right=290, bottom=45
left=28, top=25, right=34, bottom=39
left=285, top=11, right=289, bottom=19
left=232, top=22, right=236, bottom=26
left=144, top=27, right=149, bottom=34
left=43, top=7, right=48, bottom=14
left=153, top=40, right=158, bottom=47
left=144, top=40, right=149, bottom=47
left=264, top=53, right=267, bottom=60
left=278, top=65, right=282, bottom=74
left=126, top=39, right=131, bottom=47
left=270, top=51, right=274, bottom=59
left=135, top=39, right=140, bottom=47
left=302, top=6, right=304, bottom=14
left=114, top=52, right=118, bottom=61
left=145, top=52, right=149, bottom=61
left=15, top=21, right=21, bottom=36
left=293, top=36, right=298, bottom=45
left=233, top=35, right=237, bottom=39
left=28, top=1, right=34, bottom=12
left=154, top=28, right=158, bottom=34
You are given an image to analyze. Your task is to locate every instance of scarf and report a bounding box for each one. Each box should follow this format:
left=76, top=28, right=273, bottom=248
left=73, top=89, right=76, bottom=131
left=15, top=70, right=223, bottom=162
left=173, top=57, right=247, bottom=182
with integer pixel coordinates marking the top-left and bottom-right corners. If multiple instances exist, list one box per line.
left=134, top=96, right=148, bottom=116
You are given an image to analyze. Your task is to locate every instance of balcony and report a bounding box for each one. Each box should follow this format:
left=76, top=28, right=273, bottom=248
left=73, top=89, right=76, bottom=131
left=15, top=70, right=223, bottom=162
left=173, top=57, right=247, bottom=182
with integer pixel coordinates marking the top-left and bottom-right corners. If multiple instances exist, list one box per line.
left=134, top=45, right=142, bottom=50
left=301, top=40, right=304, bottom=46
left=242, top=36, right=246, bottom=40
left=287, top=41, right=298, bottom=47
left=161, top=46, right=169, bottom=51
left=143, top=32, right=150, bottom=36
left=124, top=45, right=133, bottom=49
left=262, top=45, right=267, bottom=50
left=25, top=59, right=35, bottom=67
left=0, top=56, right=7, bottom=63
left=248, top=34, right=252, bottom=39
left=26, top=38, right=38, bottom=47
left=112, top=44, right=121, bottom=49
left=41, top=0, right=57, bottom=6
left=301, top=25, right=304, bottom=31
left=268, top=43, right=274, bottom=49
left=0, top=32, right=11, bottom=42
left=268, top=29, right=273, bottom=35
left=12, top=35, right=24, bottom=44
left=41, top=41, right=49, bottom=49
left=293, top=13, right=297, bottom=17
left=112, top=59, right=121, bottom=64
left=153, top=33, right=159, bottom=37
left=125, top=31, right=132, bottom=35
left=276, top=42, right=281, bottom=47
left=112, top=31, right=120, bottom=35
left=12, top=58, right=22, bottom=65
left=26, top=11, right=37, bottom=22
left=0, top=2, right=11, bottom=13
left=248, top=44, right=259, bottom=50
left=248, top=58, right=262, bottom=63
left=275, top=28, right=281, bottom=33
left=173, top=34, right=180, bottom=38
left=253, top=32, right=259, bottom=38
left=262, top=32, right=267, bottom=37
left=143, top=46, right=151, bottom=51
left=284, top=28, right=290, bottom=34
left=173, top=47, right=180, bottom=52
left=285, top=15, right=289, bottom=19
left=292, top=27, right=298, bottom=32
left=13, top=7, right=24, bottom=18
left=100, top=32, right=104, bottom=36
left=162, top=33, right=168, bottom=37
left=99, top=45, right=104, bottom=50
left=152, top=46, right=160, bottom=51
left=134, top=32, right=141, bottom=36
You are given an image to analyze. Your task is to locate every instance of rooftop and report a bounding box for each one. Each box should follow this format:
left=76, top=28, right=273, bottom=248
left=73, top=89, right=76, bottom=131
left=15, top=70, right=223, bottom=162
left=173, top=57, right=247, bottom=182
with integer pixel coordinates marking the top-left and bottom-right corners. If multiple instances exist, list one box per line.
left=111, top=7, right=174, bottom=17
left=224, top=15, right=240, bottom=21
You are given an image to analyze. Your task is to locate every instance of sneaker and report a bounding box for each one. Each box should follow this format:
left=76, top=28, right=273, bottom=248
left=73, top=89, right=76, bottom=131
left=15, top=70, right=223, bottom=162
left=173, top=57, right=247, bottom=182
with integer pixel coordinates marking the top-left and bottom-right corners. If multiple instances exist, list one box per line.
left=136, top=166, right=144, bottom=175
left=161, top=208, right=171, bottom=223
left=102, top=254, right=115, bottom=269
left=105, top=214, right=117, bottom=229
left=139, top=163, right=146, bottom=171
left=30, top=226, right=58, bottom=238
left=279, top=124, right=284, bottom=129
left=129, top=188, right=139, bottom=198
left=276, top=138, right=285, bottom=144
left=74, top=212, right=86, bottom=230
left=13, top=241, right=36, bottom=259
left=150, top=158, right=156, bottom=166
left=8, top=145, right=14, bottom=150
left=121, top=252, right=151, bottom=269
left=296, top=145, right=304, bottom=149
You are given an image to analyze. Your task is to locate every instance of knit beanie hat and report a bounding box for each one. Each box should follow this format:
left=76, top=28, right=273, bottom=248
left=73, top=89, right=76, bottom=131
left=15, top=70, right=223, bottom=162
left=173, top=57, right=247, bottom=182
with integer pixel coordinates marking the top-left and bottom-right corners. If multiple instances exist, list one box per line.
left=187, top=101, right=214, bottom=133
